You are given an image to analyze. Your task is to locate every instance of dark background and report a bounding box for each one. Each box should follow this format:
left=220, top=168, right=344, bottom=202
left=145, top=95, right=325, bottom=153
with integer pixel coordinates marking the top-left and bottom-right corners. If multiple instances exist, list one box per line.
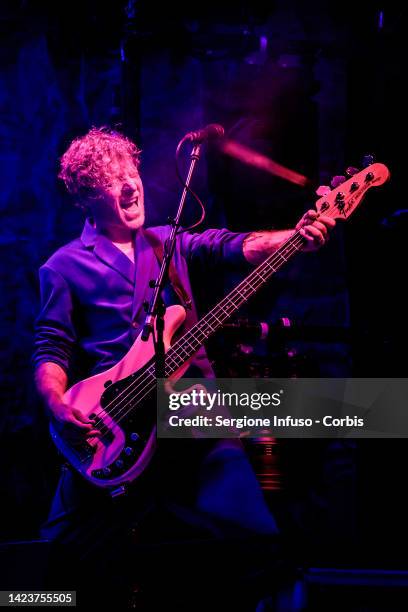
left=0, top=1, right=406, bottom=566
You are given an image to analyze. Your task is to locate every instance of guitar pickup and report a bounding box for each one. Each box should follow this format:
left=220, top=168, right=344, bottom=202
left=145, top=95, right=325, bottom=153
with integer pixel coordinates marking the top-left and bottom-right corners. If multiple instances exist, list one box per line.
left=72, top=440, right=97, bottom=461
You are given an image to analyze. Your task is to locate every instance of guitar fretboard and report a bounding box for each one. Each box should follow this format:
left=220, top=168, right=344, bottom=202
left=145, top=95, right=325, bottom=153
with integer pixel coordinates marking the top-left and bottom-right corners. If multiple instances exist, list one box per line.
left=164, top=230, right=305, bottom=375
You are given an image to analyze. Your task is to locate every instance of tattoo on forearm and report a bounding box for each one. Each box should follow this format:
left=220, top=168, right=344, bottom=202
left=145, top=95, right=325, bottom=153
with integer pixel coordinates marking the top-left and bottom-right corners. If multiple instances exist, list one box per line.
left=243, top=232, right=266, bottom=245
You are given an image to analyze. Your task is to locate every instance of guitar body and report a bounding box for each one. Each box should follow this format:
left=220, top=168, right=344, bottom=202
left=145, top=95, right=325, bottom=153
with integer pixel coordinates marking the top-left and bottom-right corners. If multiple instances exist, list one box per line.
left=50, top=305, right=187, bottom=490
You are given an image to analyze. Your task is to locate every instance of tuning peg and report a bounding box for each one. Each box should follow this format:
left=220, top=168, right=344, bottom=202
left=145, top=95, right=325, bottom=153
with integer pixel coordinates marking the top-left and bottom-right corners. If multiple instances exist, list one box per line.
left=316, top=185, right=331, bottom=197
left=330, top=175, right=346, bottom=189
left=346, top=166, right=359, bottom=177
left=362, top=154, right=375, bottom=168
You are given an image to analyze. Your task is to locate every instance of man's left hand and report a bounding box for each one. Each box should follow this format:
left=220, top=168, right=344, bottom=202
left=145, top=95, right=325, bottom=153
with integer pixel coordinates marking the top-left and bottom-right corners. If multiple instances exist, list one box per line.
left=295, top=209, right=336, bottom=251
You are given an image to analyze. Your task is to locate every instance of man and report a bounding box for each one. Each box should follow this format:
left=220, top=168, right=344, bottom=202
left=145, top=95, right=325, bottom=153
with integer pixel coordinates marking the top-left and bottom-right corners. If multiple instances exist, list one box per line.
left=33, top=126, right=334, bottom=602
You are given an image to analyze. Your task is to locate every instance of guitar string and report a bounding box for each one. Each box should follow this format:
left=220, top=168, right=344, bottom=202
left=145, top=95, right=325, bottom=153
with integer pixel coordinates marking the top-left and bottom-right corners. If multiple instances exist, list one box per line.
left=107, top=235, right=307, bottom=426
left=87, top=229, right=309, bottom=440
left=83, top=198, right=350, bottom=462
left=91, top=230, right=306, bottom=430
left=84, top=231, right=307, bottom=448
left=89, top=200, right=345, bottom=439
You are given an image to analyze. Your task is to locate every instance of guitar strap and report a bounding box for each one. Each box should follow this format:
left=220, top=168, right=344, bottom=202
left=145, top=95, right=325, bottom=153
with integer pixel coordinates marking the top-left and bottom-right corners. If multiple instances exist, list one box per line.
left=142, top=228, right=192, bottom=310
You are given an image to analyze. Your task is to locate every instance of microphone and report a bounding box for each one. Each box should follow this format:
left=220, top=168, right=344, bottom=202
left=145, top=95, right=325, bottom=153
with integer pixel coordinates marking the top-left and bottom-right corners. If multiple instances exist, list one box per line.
left=184, top=123, right=225, bottom=143
left=223, top=319, right=271, bottom=342
left=223, top=317, right=355, bottom=344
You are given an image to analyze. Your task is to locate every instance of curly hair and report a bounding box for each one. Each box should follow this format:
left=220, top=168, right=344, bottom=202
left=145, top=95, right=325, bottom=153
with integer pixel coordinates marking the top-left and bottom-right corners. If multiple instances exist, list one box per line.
left=59, top=126, right=141, bottom=199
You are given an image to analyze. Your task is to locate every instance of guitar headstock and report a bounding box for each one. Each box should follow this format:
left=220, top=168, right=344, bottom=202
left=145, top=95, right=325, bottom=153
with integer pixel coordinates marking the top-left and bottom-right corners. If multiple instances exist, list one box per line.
left=316, top=163, right=390, bottom=220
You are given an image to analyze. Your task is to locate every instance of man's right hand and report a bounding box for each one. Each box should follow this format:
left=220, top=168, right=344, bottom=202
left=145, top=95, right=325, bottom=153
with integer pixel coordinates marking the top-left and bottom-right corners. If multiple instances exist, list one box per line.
left=48, top=400, right=101, bottom=443
left=35, top=362, right=101, bottom=443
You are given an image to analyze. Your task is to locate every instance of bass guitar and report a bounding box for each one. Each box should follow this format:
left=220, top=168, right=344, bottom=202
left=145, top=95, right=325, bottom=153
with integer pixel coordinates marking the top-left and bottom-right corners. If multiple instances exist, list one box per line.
left=50, top=162, right=390, bottom=492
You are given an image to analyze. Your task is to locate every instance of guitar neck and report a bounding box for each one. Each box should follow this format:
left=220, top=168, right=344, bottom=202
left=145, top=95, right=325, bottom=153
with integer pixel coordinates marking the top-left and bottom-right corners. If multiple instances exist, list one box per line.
left=164, top=230, right=305, bottom=375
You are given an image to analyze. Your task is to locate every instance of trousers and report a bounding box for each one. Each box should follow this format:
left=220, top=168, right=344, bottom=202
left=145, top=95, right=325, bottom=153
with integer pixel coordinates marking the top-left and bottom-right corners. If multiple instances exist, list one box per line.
left=40, top=440, right=280, bottom=607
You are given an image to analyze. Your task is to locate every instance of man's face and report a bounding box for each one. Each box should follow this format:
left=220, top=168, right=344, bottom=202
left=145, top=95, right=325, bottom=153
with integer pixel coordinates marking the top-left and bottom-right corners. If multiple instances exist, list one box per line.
left=89, top=154, right=145, bottom=235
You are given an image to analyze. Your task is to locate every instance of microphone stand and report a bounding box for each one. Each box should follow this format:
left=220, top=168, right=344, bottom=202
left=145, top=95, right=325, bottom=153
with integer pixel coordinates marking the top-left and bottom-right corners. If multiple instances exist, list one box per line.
left=141, top=139, right=203, bottom=380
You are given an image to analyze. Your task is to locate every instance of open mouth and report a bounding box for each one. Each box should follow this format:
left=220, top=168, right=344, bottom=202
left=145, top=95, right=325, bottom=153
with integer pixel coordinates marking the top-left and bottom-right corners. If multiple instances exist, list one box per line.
left=120, top=197, right=139, bottom=210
